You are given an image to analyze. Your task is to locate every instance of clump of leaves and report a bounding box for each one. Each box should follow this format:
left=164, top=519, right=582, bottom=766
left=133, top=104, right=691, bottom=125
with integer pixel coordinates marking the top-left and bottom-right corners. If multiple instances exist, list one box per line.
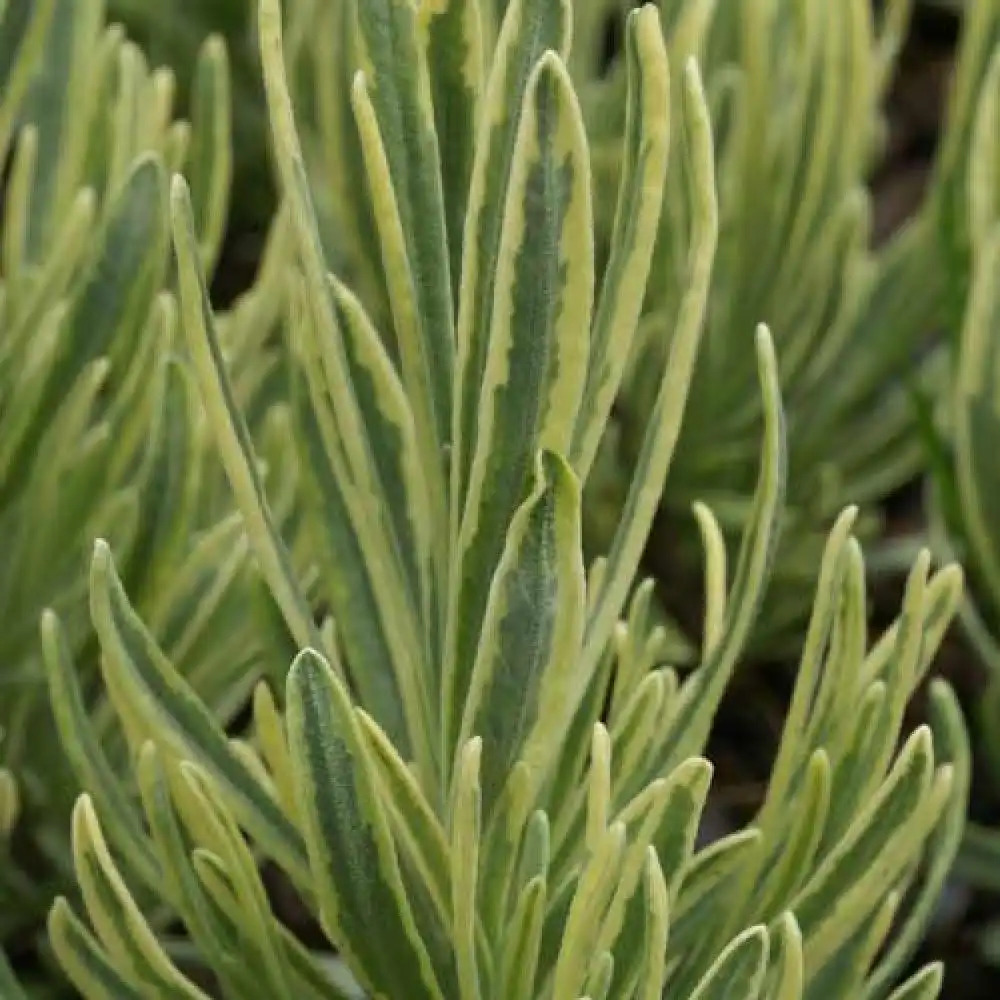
left=0, top=0, right=285, bottom=983
left=38, top=2, right=969, bottom=999
left=590, top=0, right=1000, bottom=656
left=918, top=0, right=1000, bottom=943
left=106, top=0, right=347, bottom=249
left=306, top=0, right=1000, bottom=658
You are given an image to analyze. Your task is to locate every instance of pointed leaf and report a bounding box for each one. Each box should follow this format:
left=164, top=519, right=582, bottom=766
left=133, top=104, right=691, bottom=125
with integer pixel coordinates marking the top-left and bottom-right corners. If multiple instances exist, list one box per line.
left=48, top=899, right=145, bottom=1000
left=88, top=540, right=308, bottom=883
left=171, top=174, right=317, bottom=654
left=286, top=648, right=444, bottom=1000
left=687, top=926, right=769, bottom=1000
left=351, top=0, right=456, bottom=464
left=453, top=0, right=571, bottom=507
left=421, top=0, right=483, bottom=294
left=572, top=4, right=671, bottom=478
left=459, top=451, right=585, bottom=819
left=447, top=50, right=593, bottom=756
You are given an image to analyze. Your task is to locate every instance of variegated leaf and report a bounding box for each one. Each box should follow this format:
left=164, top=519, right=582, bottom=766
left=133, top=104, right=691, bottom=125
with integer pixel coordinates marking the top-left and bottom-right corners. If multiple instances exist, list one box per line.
left=187, top=35, right=232, bottom=274
left=47, top=898, right=145, bottom=1000
left=350, top=0, right=455, bottom=475
left=88, top=540, right=309, bottom=884
left=687, top=926, right=769, bottom=1000
left=581, top=59, right=718, bottom=674
left=3, top=155, right=169, bottom=504
left=572, top=3, right=671, bottom=479
left=420, top=0, right=483, bottom=296
left=452, top=0, right=571, bottom=512
left=69, top=796, right=210, bottom=999
left=458, top=451, right=584, bottom=819
left=446, top=49, right=592, bottom=759
left=171, top=174, right=317, bottom=653
left=883, top=965, right=944, bottom=1000
left=286, top=648, right=445, bottom=1000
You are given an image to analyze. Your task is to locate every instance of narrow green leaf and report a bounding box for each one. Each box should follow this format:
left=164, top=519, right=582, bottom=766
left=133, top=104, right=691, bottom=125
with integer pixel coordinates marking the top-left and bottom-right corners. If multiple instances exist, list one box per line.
left=584, top=951, right=614, bottom=1000
left=171, top=175, right=317, bottom=653
left=883, top=964, right=944, bottom=1000
left=751, top=751, right=832, bottom=921
left=687, top=926, right=769, bottom=1000
left=420, top=0, right=483, bottom=298
left=326, top=274, right=434, bottom=635
left=572, top=3, right=672, bottom=479
left=3, top=120, right=37, bottom=286
left=649, top=327, right=786, bottom=769
left=88, top=539, right=309, bottom=884
left=290, top=276, right=438, bottom=746
left=791, top=728, right=950, bottom=973
left=253, top=684, right=296, bottom=816
left=447, top=49, right=593, bottom=760
left=289, top=357, right=412, bottom=753
left=260, top=0, right=439, bottom=635
left=2, top=155, right=169, bottom=506
left=581, top=60, right=719, bottom=675
left=668, top=829, right=764, bottom=966
left=550, top=822, right=626, bottom=1000
left=70, top=796, right=210, bottom=999
left=802, top=892, right=899, bottom=1000
left=48, top=898, right=145, bottom=1000
left=177, top=764, right=296, bottom=1000
left=40, top=610, right=160, bottom=891
left=286, top=648, right=444, bottom=1000
left=352, top=0, right=456, bottom=465
left=0, top=0, right=56, bottom=166
left=357, top=710, right=452, bottom=928
left=125, top=358, right=203, bottom=605
left=649, top=758, right=713, bottom=902
left=587, top=724, right=612, bottom=853
left=459, top=451, right=585, bottom=819
left=2, top=179, right=94, bottom=374
left=954, top=227, right=1000, bottom=611
left=451, top=738, right=483, bottom=1000
left=764, top=913, right=804, bottom=1000
left=21, top=0, right=105, bottom=255
left=453, top=0, right=571, bottom=510
left=636, top=848, right=670, bottom=1000
left=135, top=744, right=259, bottom=998
left=313, top=0, right=387, bottom=320
left=862, top=681, right=970, bottom=998
left=496, top=876, right=546, bottom=1000
left=188, top=34, right=232, bottom=274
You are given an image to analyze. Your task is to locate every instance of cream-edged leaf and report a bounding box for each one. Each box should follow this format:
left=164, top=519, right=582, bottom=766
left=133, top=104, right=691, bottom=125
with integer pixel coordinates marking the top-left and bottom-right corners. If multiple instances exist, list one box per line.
left=446, top=50, right=592, bottom=759
left=286, top=649, right=445, bottom=1000
left=572, top=4, right=672, bottom=479
left=452, top=0, right=571, bottom=511
left=458, top=451, right=585, bottom=819
left=88, top=540, right=309, bottom=884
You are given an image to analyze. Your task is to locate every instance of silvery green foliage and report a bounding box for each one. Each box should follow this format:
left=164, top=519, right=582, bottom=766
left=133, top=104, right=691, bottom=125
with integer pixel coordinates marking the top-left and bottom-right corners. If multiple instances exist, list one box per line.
left=918, top=0, right=1000, bottom=907
left=0, top=0, right=280, bottom=973
left=595, top=0, right=990, bottom=653
left=308, top=0, right=998, bottom=655
left=42, top=1, right=969, bottom=998
left=926, top=0, right=1000, bottom=688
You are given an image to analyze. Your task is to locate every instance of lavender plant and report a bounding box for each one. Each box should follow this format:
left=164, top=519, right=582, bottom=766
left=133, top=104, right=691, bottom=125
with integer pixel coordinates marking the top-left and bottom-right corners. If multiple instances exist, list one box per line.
left=36, top=2, right=969, bottom=998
